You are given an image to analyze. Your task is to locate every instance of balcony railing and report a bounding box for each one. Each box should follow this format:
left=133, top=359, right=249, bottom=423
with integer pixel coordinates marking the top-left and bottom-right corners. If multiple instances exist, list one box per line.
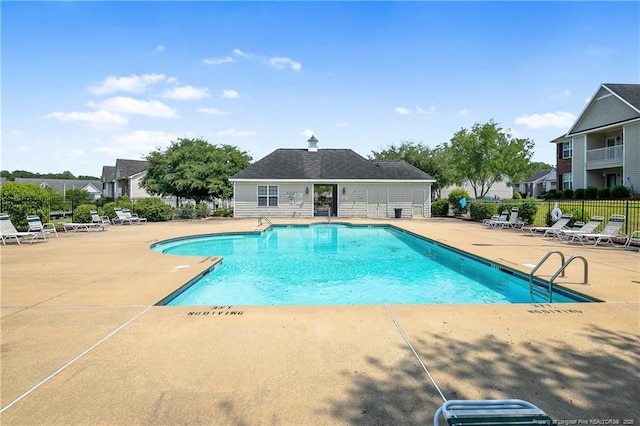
left=586, top=145, right=623, bottom=162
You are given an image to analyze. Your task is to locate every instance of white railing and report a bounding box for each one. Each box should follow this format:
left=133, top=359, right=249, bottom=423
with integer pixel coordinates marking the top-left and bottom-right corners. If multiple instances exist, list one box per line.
left=586, top=145, right=623, bottom=162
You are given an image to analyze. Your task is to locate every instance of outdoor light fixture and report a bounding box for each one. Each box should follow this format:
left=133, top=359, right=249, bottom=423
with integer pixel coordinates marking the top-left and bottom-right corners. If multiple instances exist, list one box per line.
left=305, top=187, right=309, bottom=194
left=342, top=187, right=346, bottom=194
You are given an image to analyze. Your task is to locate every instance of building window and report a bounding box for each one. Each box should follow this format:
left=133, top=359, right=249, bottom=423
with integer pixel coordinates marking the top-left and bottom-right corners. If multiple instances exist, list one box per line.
left=562, top=173, right=573, bottom=190
left=562, top=141, right=573, bottom=159
left=257, top=185, right=278, bottom=207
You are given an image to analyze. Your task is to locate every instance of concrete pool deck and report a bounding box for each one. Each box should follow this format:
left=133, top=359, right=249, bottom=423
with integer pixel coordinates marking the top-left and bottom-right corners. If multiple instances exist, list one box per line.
left=1, top=217, right=638, bottom=424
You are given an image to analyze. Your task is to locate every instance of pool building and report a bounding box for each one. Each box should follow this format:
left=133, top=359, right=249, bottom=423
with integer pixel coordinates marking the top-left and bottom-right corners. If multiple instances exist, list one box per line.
left=229, top=136, right=435, bottom=219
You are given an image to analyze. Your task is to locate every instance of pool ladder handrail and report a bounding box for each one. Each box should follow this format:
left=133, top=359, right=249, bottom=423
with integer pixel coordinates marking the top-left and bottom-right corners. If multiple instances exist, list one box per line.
left=530, top=251, right=589, bottom=302
left=258, top=216, right=273, bottom=226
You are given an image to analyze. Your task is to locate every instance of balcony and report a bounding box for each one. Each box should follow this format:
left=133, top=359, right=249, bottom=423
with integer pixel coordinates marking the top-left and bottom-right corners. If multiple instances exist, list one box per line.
left=586, top=145, right=623, bottom=169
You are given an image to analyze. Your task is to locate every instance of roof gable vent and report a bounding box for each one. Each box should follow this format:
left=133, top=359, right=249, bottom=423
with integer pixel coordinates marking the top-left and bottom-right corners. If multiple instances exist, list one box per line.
left=307, top=135, right=318, bottom=152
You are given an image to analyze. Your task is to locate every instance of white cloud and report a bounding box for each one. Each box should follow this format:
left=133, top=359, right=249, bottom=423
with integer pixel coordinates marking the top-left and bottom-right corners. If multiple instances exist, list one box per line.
left=515, top=111, right=576, bottom=129
left=43, top=110, right=127, bottom=129
left=88, top=97, right=177, bottom=118
left=416, top=106, right=435, bottom=116
left=302, top=129, right=314, bottom=138
left=17, top=145, right=34, bottom=152
left=458, top=109, right=470, bottom=116
left=70, top=149, right=85, bottom=157
left=395, top=107, right=411, bottom=115
left=222, top=89, right=240, bottom=99
left=162, top=85, right=209, bottom=100
left=88, top=73, right=166, bottom=95
left=99, top=130, right=177, bottom=158
left=217, top=129, right=256, bottom=137
left=234, top=48, right=250, bottom=58
left=268, top=56, right=302, bottom=72
left=203, top=56, right=233, bottom=65
left=155, top=45, right=165, bottom=53
left=198, top=107, right=228, bottom=116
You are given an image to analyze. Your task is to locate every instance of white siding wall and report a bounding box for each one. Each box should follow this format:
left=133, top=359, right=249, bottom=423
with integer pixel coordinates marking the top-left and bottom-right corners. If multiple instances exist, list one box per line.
left=572, top=135, right=587, bottom=189
left=440, top=179, right=512, bottom=200
left=234, top=182, right=431, bottom=218
left=131, top=175, right=148, bottom=199
left=624, top=122, right=640, bottom=192
left=234, top=183, right=314, bottom=217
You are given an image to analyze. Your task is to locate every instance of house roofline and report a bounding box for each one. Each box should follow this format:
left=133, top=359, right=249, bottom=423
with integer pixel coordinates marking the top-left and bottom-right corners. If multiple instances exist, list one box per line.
left=230, top=178, right=436, bottom=184
left=566, top=116, right=640, bottom=137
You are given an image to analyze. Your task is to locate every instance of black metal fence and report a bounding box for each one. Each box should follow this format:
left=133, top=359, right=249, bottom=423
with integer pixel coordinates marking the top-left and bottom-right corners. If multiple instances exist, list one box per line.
left=480, top=199, right=640, bottom=235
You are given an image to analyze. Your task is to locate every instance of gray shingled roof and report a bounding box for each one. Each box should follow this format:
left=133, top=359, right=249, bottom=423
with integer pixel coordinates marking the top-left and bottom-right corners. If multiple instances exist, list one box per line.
left=115, top=159, right=148, bottom=179
left=231, top=149, right=434, bottom=181
left=15, top=178, right=102, bottom=193
left=604, top=83, right=640, bottom=111
left=102, top=165, right=116, bottom=181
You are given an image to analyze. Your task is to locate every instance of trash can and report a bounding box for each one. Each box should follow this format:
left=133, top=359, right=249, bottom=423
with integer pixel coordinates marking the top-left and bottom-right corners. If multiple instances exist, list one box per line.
left=394, top=208, right=402, bottom=218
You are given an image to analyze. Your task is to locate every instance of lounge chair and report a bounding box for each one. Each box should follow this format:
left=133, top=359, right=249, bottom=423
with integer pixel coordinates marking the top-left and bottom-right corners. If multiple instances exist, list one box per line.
left=113, top=207, right=136, bottom=225
left=482, top=210, right=508, bottom=227
left=0, top=213, right=47, bottom=245
left=90, top=210, right=111, bottom=227
left=624, top=230, right=640, bottom=252
left=567, top=214, right=626, bottom=246
left=27, top=215, right=58, bottom=239
left=60, top=221, right=106, bottom=232
left=489, top=207, right=524, bottom=229
left=123, top=208, right=147, bottom=224
left=434, top=399, right=551, bottom=425
left=522, top=213, right=572, bottom=237
left=551, top=216, right=604, bottom=240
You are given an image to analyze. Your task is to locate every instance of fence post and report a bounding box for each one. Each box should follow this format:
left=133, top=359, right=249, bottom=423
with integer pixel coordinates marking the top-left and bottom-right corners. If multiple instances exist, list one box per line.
left=625, top=200, right=629, bottom=235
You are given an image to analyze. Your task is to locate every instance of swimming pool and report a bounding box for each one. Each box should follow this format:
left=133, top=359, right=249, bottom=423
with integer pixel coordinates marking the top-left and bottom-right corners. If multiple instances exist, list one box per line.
left=152, top=224, right=592, bottom=306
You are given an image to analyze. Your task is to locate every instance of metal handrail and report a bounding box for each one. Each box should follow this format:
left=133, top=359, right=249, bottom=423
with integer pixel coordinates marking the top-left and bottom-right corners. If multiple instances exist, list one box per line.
left=547, top=256, right=589, bottom=302
left=258, top=216, right=272, bottom=226
left=529, top=250, right=565, bottom=295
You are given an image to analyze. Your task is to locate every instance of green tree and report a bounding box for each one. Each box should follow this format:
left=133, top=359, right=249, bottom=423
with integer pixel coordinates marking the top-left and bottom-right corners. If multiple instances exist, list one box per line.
left=445, top=120, right=535, bottom=199
left=64, top=188, right=93, bottom=207
left=141, top=137, right=252, bottom=203
left=370, top=141, right=455, bottom=197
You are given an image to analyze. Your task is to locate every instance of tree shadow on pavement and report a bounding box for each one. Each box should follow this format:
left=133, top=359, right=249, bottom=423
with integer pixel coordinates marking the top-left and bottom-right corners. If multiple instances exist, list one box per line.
left=326, top=323, right=639, bottom=424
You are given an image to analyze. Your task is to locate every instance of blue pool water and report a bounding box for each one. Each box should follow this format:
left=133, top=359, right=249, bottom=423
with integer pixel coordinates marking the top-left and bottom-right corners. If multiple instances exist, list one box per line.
left=152, top=224, right=589, bottom=306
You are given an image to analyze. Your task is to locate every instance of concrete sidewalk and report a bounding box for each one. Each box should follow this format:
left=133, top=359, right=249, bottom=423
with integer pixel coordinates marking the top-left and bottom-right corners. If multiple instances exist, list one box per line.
left=1, top=218, right=638, bottom=424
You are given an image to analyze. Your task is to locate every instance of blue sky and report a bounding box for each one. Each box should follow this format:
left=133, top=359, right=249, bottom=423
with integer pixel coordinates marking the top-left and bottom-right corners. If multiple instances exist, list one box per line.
left=2, top=1, right=639, bottom=177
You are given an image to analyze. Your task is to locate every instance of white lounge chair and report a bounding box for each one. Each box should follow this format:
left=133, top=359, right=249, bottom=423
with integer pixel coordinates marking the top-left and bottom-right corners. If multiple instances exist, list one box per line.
left=90, top=210, right=111, bottom=227
left=0, top=213, right=47, bottom=245
left=113, top=207, right=136, bottom=225
left=624, top=230, right=640, bottom=252
left=482, top=210, right=508, bottom=227
left=489, top=207, right=524, bottom=229
left=522, top=213, right=573, bottom=237
left=434, top=399, right=551, bottom=425
left=60, top=221, right=106, bottom=232
left=27, top=215, right=58, bottom=239
left=568, top=214, right=626, bottom=246
left=123, top=208, right=147, bottom=224
left=551, top=216, right=604, bottom=241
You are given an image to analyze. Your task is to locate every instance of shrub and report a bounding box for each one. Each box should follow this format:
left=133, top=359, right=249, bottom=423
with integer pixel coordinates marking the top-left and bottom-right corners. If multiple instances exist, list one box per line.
left=73, top=204, right=98, bottom=223
left=196, top=202, right=209, bottom=218
left=431, top=199, right=450, bottom=216
left=213, top=209, right=233, bottom=217
left=597, top=187, right=610, bottom=199
left=447, top=188, right=471, bottom=215
left=178, top=202, right=196, bottom=219
left=610, top=185, right=630, bottom=199
left=563, top=189, right=574, bottom=199
left=0, top=182, right=52, bottom=231
left=512, top=191, right=522, bottom=199
left=517, top=198, right=538, bottom=225
left=469, top=202, right=497, bottom=220
left=573, top=188, right=585, bottom=199
left=133, top=198, right=173, bottom=222
left=583, top=186, right=598, bottom=199
left=546, top=205, right=586, bottom=227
